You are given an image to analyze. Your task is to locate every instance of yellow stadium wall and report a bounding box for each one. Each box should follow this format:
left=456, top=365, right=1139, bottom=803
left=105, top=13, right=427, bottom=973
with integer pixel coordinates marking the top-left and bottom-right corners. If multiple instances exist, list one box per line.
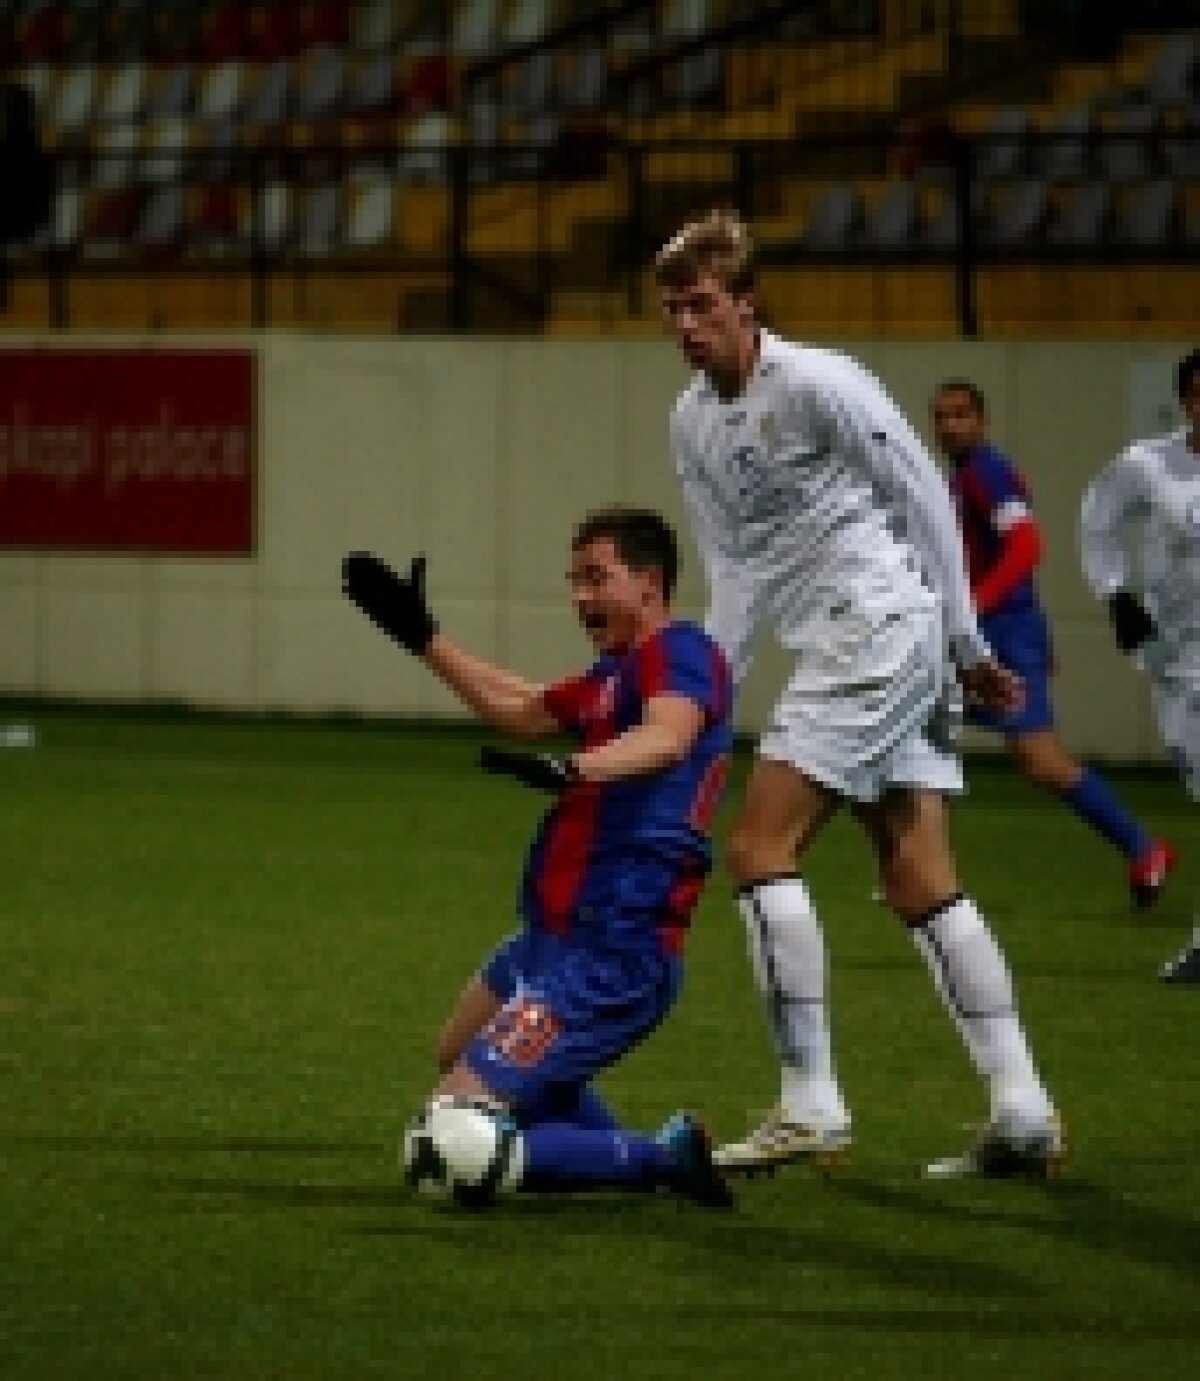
left=0, top=331, right=1190, bottom=762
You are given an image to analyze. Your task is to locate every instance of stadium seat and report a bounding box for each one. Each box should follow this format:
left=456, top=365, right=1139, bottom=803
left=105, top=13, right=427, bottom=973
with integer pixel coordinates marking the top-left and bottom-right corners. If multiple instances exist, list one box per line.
left=191, top=181, right=243, bottom=256
left=201, top=0, right=247, bottom=62
left=1142, top=29, right=1198, bottom=107
left=1097, top=103, right=1159, bottom=183
left=1045, top=180, right=1111, bottom=247
left=1038, top=103, right=1092, bottom=181
left=343, top=170, right=396, bottom=249
left=561, top=44, right=609, bottom=113
left=148, top=65, right=196, bottom=122
left=42, top=182, right=82, bottom=253
left=1163, top=104, right=1200, bottom=176
left=353, top=0, right=398, bottom=53
left=1114, top=177, right=1178, bottom=247
left=453, top=0, right=499, bottom=58
left=975, top=106, right=1030, bottom=180
left=864, top=179, right=922, bottom=249
left=985, top=176, right=1049, bottom=247
left=135, top=182, right=187, bottom=258
left=348, top=52, right=398, bottom=114
left=294, top=182, right=342, bottom=256
left=243, top=57, right=291, bottom=129
left=502, top=0, right=554, bottom=48
left=804, top=182, right=864, bottom=250
left=399, top=110, right=453, bottom=182
left=96, top=61, right=147, bottom=125
left=140, top=118, right=190, bottom=185
left=244, top=179, right=292, bottom=252
left=91, top=121, right=141, bottom=189
left=15, top=0, right=66, bottom=63
left=49, top=64, right=99, bottom=142
left=294, top=46, right=348, bottom=123
left=197, top=60, right=246, bottom=124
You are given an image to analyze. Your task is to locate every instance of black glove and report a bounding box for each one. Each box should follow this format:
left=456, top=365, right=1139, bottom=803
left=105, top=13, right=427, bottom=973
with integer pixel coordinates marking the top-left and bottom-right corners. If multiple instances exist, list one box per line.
left=1107, top=590, right=1157, bottom=654
left=342, top=551, right=438, bottom=655
left=480, top=745, right=579, bottom=794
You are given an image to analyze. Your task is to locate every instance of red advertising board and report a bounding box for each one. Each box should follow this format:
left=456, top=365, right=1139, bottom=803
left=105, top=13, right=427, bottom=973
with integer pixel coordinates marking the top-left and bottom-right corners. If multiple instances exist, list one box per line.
left=0, top=347, right=256, bottom=553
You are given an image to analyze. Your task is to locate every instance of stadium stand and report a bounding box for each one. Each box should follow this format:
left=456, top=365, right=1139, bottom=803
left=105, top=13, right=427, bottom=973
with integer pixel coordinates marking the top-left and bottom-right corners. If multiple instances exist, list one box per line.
left=0, top=2, right=1196, bottom=334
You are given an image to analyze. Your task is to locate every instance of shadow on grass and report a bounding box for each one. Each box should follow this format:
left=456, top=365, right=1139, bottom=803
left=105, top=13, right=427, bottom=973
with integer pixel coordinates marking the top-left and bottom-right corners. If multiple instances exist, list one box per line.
left=828, top=1175, right=1200, bottom=1284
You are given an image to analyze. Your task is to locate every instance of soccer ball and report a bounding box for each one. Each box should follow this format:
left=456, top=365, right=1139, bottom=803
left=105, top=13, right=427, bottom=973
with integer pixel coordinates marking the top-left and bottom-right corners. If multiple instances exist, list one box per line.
left=401, top=1094, right=526, bottom=1208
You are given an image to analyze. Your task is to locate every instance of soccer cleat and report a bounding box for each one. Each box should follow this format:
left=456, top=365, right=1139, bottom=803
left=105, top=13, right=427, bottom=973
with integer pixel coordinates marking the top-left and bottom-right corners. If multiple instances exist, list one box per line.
left=712, top=1106, right=852, bottom=1177
left=1129, top=839, right=1176, bottom=909
left=1160, top=929, right=1200, bottom=984
left=656, top=1112, right=735, bottom=1208
left=924, top=1114, right=1066, bottom=1180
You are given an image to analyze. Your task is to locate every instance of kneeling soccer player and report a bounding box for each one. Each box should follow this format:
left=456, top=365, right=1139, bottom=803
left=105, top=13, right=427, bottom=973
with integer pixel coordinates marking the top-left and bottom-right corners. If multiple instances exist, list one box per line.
left=342, top=507, right=735, bottom=1205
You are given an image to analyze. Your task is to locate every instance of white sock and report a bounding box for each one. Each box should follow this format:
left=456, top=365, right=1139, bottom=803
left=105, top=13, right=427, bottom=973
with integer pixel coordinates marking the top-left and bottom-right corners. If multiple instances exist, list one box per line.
left=910, top=896, right=1054, bottom=1131
left=737, top=876, right=849, bottom=1129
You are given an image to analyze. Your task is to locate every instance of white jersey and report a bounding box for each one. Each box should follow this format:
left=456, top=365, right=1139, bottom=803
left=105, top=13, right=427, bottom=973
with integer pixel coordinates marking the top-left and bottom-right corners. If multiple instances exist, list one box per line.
left=670, top=331, right=988, bottom=688
left=1080, top=427, right=1200, bottom=661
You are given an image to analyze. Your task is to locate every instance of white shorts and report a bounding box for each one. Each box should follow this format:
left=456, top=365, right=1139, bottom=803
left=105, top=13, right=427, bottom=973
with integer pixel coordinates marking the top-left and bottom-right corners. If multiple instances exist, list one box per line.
left=758, top=602, right=963, bottom=803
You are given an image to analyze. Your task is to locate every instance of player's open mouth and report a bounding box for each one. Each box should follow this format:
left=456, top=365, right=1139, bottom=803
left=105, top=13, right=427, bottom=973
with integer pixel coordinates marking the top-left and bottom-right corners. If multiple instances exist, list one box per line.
left=581, top=610, right=608, bottom=636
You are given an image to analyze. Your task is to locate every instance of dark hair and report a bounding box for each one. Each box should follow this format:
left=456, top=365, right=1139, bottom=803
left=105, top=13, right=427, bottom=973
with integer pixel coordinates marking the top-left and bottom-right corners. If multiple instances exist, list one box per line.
left=1176, top=349, right=1200, bottom=401
left=572, top=507, right=680, bottom=600
left=933, top=377, right=987, bottom=416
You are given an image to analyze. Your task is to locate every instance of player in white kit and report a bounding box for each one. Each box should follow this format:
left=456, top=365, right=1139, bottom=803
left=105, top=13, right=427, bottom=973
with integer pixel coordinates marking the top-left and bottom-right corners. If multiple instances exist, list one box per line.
left=1080, top=348, right=1200, bottom=983
left=654, top=209, right=1063, bottom=1178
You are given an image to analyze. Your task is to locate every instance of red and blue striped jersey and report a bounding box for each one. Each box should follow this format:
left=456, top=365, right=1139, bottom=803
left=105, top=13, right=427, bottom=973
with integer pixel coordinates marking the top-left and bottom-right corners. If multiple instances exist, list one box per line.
left=949, top=442, right=1041, bottom=617
left=520, top=621, right=733, bottom=955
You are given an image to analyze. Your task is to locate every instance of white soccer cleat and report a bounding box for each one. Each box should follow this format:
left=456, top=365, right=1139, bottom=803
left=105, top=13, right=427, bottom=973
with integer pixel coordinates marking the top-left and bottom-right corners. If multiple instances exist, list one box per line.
left=713, top=1106, right=851, bottom=1176
left=924, top=1114, right=1066, bottom=1180
left=1160, top=928, right=1200, bottom=984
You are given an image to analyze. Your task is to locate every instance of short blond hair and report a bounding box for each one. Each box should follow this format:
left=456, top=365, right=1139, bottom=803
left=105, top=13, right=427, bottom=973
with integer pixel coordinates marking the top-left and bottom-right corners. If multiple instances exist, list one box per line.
left=653, top=207, right=756, bottom=294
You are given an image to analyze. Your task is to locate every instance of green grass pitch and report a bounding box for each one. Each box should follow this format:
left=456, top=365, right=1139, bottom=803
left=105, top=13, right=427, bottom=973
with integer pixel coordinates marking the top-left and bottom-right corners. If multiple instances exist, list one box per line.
left=1, top=709, right=1198, bottom=1378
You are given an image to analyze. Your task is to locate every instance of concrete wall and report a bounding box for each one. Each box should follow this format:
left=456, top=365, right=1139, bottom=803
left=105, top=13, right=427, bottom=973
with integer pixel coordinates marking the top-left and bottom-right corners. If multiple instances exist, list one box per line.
left=0, top=331, right=1191, bottom=760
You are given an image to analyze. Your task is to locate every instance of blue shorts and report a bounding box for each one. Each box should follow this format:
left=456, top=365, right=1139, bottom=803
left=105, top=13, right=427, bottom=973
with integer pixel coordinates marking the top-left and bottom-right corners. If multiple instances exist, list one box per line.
left=465, top=927, right=680, bottom=1117
left=970, top=608, right=1055, bottom=736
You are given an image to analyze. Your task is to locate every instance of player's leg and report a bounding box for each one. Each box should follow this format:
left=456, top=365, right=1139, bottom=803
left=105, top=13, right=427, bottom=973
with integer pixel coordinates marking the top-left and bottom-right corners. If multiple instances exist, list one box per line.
left=435, top=976, right=501, bottom=1074
left=1154, top=677, right=1200, bottom=982
left=716, top=758, right=851, bottom=1171
left=858, top=787, right=1063, bottom=1175
left=983, top=615, right=1171, bottom=905
left=434, top=945, right=731, bottom=1205
left=1007, top=728, right=1171, bottom=908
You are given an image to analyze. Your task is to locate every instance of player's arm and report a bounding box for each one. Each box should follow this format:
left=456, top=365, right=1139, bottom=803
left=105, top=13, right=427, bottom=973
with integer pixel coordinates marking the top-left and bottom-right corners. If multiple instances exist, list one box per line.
left=425, top=635, right=558, bottom=736
left=1079, top=451, right=1156, bottom=653
left=673, top=417, right=760, bottom=686
left=341, top=551, right=557, bottom=736
left=832, top=393, right=990, bottom=668
left=972, top=465, right=1044, bottom=616
left=574, top=692, right=705, bottom=784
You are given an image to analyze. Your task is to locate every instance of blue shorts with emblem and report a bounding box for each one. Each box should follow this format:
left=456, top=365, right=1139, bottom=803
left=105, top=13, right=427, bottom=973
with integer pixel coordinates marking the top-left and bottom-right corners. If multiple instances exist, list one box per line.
left=969, top=605, right=1055, bottom=736
left=465, top=925, right=680, bottom=1118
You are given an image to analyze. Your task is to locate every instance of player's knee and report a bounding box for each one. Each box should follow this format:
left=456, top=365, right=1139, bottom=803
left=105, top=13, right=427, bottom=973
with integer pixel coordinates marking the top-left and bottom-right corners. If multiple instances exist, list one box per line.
left=725, top=823, right=789, bottom=886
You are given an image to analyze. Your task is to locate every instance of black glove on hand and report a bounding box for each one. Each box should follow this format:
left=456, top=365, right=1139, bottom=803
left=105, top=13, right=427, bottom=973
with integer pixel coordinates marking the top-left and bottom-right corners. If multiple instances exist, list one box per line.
left=480, top=745, right=579, bottom=794
left=1107, top=590, right=1157, bottom=654
left=342, top=552, right=438, bottom=655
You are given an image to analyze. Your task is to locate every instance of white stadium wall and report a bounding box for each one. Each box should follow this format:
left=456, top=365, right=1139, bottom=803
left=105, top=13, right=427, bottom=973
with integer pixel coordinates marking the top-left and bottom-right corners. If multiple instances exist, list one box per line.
left=0, top=332, right=1190, bottom=761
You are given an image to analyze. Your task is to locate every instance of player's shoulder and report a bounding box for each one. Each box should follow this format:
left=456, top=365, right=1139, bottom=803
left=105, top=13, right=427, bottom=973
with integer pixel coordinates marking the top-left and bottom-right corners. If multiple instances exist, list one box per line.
left=671, top=371, right=719, bottom=425
left=971, top=441, right=1024, bottom=483
left=1117, top=428, right=1185, bottom=475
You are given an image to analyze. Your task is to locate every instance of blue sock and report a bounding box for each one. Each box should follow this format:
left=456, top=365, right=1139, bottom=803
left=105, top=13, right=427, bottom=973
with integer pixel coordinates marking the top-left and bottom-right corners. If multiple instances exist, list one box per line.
left=1063, top=769, right=1150, bottom=860
left=522, top=1123, right=672, bottom=1191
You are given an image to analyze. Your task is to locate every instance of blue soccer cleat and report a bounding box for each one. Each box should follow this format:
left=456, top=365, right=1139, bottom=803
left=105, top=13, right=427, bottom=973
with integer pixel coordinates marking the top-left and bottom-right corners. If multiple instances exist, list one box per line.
left=656, top=1112, right=735, bottom=1208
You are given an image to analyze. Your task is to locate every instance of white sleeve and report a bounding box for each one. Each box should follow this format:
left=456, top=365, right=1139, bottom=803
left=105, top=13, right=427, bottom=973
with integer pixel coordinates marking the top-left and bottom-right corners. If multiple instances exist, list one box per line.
left=828, top=389, right=991, bottom=669
left=1079, top=449, right=1147, bottom=599
left=672, top=419, right=760, bottom=688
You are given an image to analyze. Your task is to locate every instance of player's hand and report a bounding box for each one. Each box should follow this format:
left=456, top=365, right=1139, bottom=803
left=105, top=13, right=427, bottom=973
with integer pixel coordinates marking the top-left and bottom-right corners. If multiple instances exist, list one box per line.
left=480, top=745, right=579, bottom=793
left=341, top=551, right=438, bottom=655
left=1107, top=590, right=1156, bottom=654
left=959, top=659, right=1024, bottom=716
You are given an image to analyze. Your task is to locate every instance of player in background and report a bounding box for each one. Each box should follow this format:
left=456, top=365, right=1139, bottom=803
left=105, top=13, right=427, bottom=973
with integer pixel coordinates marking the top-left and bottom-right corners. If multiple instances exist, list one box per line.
left=1080, top=348, right=1200, bottom=983
left=343, top=507, right=737, bottom=1203
left=654, top=208, right=1063, bottom=1180
left=932, top=379, right=1173, bottom=907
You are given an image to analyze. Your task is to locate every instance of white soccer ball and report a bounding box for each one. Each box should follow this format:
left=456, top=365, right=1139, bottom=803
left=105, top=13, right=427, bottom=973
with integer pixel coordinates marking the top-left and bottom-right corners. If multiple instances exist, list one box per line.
left=401, top=1094, right=526, bottom=1207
